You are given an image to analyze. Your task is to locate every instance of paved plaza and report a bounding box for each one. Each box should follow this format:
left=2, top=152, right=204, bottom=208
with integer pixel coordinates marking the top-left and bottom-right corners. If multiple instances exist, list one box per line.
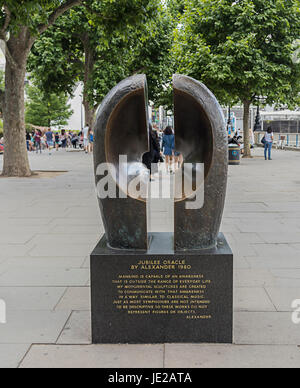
left=0, top=148, right=300, bottom=368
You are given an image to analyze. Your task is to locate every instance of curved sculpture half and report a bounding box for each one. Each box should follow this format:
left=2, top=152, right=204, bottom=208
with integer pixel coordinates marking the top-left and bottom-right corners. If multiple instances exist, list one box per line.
left=94, top=75, right=149, bottom=250
left=173, top=74, right=228, bottom=251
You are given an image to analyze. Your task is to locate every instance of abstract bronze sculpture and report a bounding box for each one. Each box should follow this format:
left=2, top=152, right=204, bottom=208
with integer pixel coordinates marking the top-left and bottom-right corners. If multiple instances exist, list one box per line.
left=94, top=75, right=149, bottom=250
left=91, top=74, right=233, bottom=344
left=173, top=74, right=228, bottom=251
left=94, top=74, right=228, bottom=251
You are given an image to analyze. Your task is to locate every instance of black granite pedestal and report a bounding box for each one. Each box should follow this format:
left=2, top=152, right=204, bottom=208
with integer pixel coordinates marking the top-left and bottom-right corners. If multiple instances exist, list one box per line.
left=90, top=233, right=233, bottom=344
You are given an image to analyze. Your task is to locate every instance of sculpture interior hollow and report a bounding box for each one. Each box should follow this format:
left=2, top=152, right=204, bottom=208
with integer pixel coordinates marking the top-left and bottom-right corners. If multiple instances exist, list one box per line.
left=94, top=74, right=227, bottom=251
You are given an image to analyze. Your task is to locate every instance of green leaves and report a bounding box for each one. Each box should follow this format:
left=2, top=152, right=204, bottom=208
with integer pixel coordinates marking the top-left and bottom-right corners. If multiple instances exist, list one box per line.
left=28, top=0, right=173, bottom=109
left=25, top=83, right=73, bottom=127
left=173, top=0, right=300, bottom=107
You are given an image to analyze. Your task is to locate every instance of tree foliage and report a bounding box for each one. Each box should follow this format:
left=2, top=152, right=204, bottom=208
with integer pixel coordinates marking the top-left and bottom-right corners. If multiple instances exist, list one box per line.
left=173, top=0, right=300, bottom=156
left=174, top=0, right=300, bottom=107
left=28, top=0, right=174, bottom=118
left=25, top=83, right=73, bottom=127
left=0, top=0, right=84, bottom=176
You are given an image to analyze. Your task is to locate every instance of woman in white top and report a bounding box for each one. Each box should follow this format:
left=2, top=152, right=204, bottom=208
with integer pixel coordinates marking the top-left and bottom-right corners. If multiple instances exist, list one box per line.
left=264, top=127, right=274, bottom=161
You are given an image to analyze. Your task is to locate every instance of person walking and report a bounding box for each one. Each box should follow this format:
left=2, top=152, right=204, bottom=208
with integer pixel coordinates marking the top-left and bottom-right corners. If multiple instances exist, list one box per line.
left=162, top=126, right=175, bottom=173
left=264, top=127, right=274, bottom=161
left=26, top=132, right=31, bottom=151
left=71, top=133, right=78, bottom=149
left=174, top=151, right=183, bottom=170
left=54, top=132, right=60, bottom=151
left=82, top=124, right=90, bottom=154
left=34, top=130, right=42, bottom=154
left=142, top=124, right=161, bottom=181
left=45, top=128, right=54, bottom=155
left=61, top=130, right=67, bottom=149
left=89, top=129, right=94, bottom=153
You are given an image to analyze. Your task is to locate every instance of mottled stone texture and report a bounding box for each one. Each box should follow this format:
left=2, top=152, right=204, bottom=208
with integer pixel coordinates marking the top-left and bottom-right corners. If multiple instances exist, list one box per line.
left=93, top=75, right=149, bottom=250
left=173, top=75, right=228, bottom=251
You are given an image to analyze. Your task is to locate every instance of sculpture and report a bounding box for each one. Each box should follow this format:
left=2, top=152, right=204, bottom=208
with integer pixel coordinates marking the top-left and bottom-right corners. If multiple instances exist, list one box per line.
left=94, top=74, right=227, bottom=251
left=91, top=74, right=233, bottom=344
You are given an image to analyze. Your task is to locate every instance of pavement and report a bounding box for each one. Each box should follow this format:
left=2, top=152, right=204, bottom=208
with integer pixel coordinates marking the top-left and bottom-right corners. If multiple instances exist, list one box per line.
left=0, top=147, right=300, bottom=368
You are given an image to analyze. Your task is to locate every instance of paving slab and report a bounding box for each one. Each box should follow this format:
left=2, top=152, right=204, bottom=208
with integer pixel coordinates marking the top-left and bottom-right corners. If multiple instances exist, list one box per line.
left=29, top=243, right=93, bottom=257
left=0, top=287, right=66, bottom=310
left=234, top=287, right=276, bottom=312
left=235, top=269, right=276, bottom=287
left=164, top=344, right=300, bottom=368
left=55, top=287, right=90, bottom=311
left=260, top=233, right=300, bottom=244
left=233, top=256, right=251, bottom=269
left=81, top=257, right=90, bottom=269
left=2, top=257, right=86, bottom=269
left=0, top=233, right=36, bottom=245
left=0, top=147, right=300, bottom=367
left=30, top=233, right=99, bottom=245
left=235, top=221, right=287, bottom=233
left=234, top=312, right=300, bottom=345
left=0, top=268, right=89, bottom=287
left=20, top=344, right=164, bottom=368
left=0, top=244, right=34, bottom=258
left=50, top=218, right=100, bottom=226
left=50, top=225, right=103, bottom=235
left=251, top=244, right=299, bottom=258
left=245, top=256, right=300, bottom=269
left=57, top=311, right=91, bottom=344
left=265, top=287, right=300, bottom=312
left=0, top=310, right=70, bottom=344
left=0, top=344, right=31, bottom=368
left=231, top=232, right=265, bottom=244
left=228, top=243, right=258, bottom=257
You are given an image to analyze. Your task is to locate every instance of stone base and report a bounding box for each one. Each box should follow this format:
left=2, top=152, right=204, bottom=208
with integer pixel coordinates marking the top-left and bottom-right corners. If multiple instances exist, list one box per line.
left=90, top=233, right=233, bottom=344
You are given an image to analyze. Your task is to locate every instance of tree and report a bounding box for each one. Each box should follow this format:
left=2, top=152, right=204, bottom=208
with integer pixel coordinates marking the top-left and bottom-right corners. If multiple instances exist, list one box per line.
left=0, top=0, right=84, bottom=177
left=27, top=1, right=160, bottom=129
left=28, top=1, right=173, bottom=125
left=173, top=0, right=300, bottom=157
left=25, top=84, right=73, bottom=127
left=127, top=3, right=174, bottom=107
left=0, top=69, right=4, bottom=116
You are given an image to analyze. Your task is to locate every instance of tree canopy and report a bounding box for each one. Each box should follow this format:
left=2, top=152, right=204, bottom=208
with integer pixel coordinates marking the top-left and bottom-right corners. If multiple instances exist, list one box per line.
left=173, top=0, right=300, bottom=156
left=25, top=83, right=73, bottom=127
left=28, top=0, right=174, bottom=123
left=0, top=0, right=84, bottom=176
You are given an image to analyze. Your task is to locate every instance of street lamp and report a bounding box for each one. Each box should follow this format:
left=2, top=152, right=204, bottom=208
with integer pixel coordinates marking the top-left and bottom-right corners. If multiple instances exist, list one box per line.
left=227, top=106, right=232, bottom=134
left=253, top=96, right=266, bottom=132
left=253, top=104, right=262, bottom=132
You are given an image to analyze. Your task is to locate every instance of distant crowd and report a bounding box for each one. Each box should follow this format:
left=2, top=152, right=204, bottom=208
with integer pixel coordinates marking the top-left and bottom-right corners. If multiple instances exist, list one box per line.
left=26, top=125, right=94, bottom=155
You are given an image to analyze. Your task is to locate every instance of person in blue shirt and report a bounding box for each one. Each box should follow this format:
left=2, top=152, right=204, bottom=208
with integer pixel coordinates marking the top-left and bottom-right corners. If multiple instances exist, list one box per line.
left=89, top=130, right=94, bottom=153
left=264, top=127, right=274, bottom=161
left=45, top=129, right=54, bottom=155
left=162, top=126, right=175, bottom=173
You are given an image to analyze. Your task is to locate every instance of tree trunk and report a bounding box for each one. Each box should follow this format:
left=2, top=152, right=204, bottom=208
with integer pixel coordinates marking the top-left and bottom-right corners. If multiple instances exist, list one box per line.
left=242, top=99, right=252, bottom=158
left=2, top=29, right=33, bottom=176
left=83, top=99, right=96, bottom=130
left=81, top=34, right=96, bottom=129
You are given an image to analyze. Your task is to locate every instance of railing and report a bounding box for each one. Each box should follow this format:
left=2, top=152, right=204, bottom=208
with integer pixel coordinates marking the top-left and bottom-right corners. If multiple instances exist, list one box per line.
left=255, top=132, right=300, bottom=149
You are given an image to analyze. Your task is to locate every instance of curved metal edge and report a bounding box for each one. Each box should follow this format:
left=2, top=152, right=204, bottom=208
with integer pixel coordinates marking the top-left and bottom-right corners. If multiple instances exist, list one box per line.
left=173, top=74, right=228, bottom=251
left=93, top=74, right=148, bottom=251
